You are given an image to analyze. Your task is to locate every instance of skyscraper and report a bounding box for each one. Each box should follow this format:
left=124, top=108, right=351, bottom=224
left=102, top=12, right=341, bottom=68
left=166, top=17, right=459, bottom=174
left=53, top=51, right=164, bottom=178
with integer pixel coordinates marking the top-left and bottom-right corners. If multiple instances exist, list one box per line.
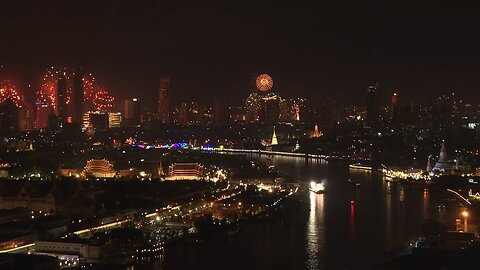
left=391, top=92, right=398, bottom=122
left=18, top=104, right=34, bottom=131
left=158, top=77, right=171, bottom=123
left=123, top=98, right=140, bottom=126
left=366, top=85, right=379, bottom=128
left=57, top=74, right=68, bottom=128
left=73, top=67, right=84, bottom=125
left=35, top=102, right=51, bottom=129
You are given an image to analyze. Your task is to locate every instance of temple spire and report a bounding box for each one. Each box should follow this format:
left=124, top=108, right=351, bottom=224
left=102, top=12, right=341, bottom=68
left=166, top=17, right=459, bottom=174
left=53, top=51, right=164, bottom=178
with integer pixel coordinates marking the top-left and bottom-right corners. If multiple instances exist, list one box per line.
left=426, top=155, right=432, bottom=172
left=433, top=140, right=447, bottom=172
left=271, top=126, right=278, bottom=145
left=312, top=124, right=322, bottom=138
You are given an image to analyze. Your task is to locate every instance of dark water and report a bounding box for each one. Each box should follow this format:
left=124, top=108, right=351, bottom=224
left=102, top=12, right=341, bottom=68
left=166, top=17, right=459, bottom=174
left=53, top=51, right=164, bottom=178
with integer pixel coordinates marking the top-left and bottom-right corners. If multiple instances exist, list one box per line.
left=133, top=154, right=461, bottom=270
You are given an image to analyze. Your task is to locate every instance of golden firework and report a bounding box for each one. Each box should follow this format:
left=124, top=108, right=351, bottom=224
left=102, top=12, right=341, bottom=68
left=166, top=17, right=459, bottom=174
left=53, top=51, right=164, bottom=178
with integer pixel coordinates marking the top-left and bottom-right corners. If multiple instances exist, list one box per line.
left=256, top=74, right=273, bottom=92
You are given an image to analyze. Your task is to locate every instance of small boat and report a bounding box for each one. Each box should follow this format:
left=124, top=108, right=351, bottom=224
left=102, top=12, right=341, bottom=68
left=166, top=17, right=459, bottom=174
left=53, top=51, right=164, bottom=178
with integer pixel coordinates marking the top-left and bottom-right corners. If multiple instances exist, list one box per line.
left=309, top=181, right=326, bottom=194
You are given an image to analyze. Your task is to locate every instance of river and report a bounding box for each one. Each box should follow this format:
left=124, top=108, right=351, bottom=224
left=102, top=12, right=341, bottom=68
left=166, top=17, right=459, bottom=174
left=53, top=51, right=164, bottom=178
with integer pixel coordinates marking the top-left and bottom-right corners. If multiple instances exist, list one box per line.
left=134, top=153, right=463, bottom=270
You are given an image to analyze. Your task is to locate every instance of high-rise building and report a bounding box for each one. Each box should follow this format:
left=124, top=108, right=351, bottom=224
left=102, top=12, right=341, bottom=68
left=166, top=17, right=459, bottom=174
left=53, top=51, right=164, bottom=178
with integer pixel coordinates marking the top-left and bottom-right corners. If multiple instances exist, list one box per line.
left=56, top=74, right=68, bottom=128
left=391, top=92, right=398, bottom=108
left=0, top=99, right=18, bottom=136
left=73, top=67, right=84, bottom=125
left=391, top=92, right=398, bottom=122
left=18, top=104, right=34, bottom=131
left=123, top=98, right=140, bottom=126
left=158, top=77, right=171, bottom=123
left=366, top=85, right=379, bottom=128
left=35, top=102, right=51, bottom=129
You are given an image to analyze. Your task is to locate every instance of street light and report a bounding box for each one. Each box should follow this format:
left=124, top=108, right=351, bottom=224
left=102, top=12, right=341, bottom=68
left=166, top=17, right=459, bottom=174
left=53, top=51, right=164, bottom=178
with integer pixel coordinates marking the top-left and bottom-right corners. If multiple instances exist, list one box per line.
left=462, top=211, right=469, bottom=232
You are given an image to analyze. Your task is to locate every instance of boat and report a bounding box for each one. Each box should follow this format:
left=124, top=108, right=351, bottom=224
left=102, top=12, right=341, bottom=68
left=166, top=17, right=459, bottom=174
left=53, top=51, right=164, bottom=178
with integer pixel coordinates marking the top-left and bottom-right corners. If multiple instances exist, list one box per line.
left=309, top=181, right=326, bottom=194
left=349, top=163, right=372, bottom=171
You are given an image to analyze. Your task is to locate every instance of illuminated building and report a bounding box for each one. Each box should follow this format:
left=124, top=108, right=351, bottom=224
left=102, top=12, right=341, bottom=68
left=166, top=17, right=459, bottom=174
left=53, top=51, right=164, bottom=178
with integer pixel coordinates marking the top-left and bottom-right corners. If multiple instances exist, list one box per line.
left=84, top=159, right=116, bottom=178
left=72, top=67, right=84, bottom=125
left=56, top=74, right=68, bottom=128
left=123, top=98, right=140, bottom=126
left=35, top=102, right=51, bottom=129
left=0, top=183, right=56, bottom=212
left=158, top=77, right=171, bottom=123
left=18, top=104, right=34, bottom=130
left=166, top=163, right=205, bottom=180
left=82, top=112, right=90, bottom=130
left=34, top=240, right=100, bottom=261
left=366, top=85, right=379, bottom=128
left=0, top=99, right=18, bottom=136
left=108, top=112, right=122, bottom=128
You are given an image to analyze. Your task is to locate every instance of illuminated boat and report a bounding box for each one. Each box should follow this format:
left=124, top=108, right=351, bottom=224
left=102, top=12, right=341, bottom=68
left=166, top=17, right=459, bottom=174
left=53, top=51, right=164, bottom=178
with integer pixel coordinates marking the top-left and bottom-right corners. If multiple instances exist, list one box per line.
left=309, top=181, right=326, bottom=194
left=349, top=163, right=372, bottom=171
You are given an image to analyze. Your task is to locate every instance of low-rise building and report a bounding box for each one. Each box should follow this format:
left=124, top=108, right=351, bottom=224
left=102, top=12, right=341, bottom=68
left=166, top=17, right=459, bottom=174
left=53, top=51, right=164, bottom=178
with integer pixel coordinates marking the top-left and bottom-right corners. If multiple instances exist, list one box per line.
left=166, top=163, right=205, bottom=180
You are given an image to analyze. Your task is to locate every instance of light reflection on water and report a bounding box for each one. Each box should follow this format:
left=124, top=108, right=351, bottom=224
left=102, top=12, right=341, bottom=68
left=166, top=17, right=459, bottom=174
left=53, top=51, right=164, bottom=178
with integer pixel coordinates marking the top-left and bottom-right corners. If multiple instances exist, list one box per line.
left=307, top=191, right=325, bottom=270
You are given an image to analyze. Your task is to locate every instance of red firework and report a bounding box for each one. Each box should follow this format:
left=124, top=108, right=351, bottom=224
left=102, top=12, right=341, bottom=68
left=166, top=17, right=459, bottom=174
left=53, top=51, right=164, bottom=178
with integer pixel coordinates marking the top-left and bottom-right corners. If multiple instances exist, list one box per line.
left=36, top=67, right=61, bottom=109
left=0, top=80, right=21, bottom=107
left=93, top=87, right=114, bottom=111
left=36, top=67, right=115, bottom=112
left=83, top=73, right=96, bottom=110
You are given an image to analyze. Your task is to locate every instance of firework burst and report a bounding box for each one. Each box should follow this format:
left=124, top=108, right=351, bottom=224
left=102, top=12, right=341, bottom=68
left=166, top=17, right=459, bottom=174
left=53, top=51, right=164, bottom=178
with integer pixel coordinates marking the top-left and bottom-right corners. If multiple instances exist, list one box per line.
left=35, top=67, right=115, bottom=112
left=0, top=80, right=21, bottom=107
left=36, top=67, right=61, bottom=109
left=93, top=87, right=115, bottom=111
left=256, top=74, right=273, bottom=92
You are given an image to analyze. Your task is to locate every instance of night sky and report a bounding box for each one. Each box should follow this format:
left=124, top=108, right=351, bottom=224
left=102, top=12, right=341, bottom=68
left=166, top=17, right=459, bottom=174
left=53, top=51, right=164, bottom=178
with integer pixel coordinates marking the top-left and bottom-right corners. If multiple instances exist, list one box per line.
left=2, top=1, right=480, bottom=108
